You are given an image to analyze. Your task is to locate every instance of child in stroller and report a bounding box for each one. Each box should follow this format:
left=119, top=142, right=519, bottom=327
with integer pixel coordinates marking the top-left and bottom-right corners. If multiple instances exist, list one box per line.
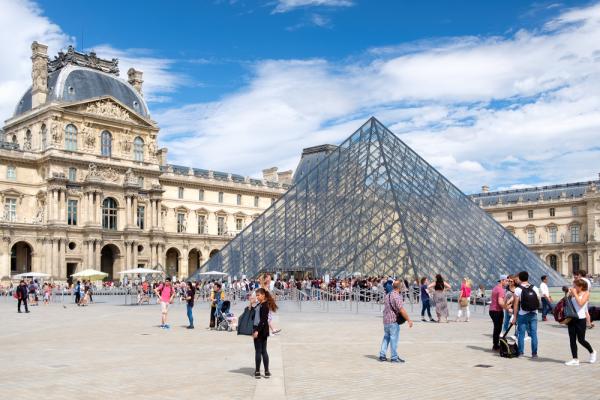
left=215, top=300, right=238, bottom=331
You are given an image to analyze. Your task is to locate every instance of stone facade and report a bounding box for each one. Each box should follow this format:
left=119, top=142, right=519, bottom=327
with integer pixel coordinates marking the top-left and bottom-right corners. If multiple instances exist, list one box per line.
left=470, top=180, right=600, bottom=277
left=0, top=44, right=289, bottom=281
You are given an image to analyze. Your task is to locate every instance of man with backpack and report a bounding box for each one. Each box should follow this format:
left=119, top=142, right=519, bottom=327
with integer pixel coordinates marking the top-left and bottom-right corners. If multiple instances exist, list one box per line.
left=511, top=271, right=541, bottom=358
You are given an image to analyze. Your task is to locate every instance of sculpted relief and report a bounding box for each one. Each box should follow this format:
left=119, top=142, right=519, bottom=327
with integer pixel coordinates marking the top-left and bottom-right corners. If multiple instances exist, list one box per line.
left=82, top=123, right=96, bottom=150
left=51, top=122, right=62, bottom=144
left=84, top=100, right=133, bottom=122
left=85, top=163, right=120, bottom=183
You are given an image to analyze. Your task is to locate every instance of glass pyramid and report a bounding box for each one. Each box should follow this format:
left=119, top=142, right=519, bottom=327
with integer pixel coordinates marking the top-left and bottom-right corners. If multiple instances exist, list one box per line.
left=192, top=118, right=564, bottom=287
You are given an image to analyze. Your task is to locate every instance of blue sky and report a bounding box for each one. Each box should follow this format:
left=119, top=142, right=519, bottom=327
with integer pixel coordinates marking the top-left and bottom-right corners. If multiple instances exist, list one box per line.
left=1, top=0, right=599, bottom=193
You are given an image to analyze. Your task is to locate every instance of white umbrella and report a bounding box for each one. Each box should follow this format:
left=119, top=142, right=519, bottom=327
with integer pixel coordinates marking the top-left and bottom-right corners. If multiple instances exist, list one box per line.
left=71, top=269, right=108, bottom=280
left=196, top=270, right=228, bottom=276
left=12, top=272, right=51, bottom=279
left=119, top=268, right=165, bottom=275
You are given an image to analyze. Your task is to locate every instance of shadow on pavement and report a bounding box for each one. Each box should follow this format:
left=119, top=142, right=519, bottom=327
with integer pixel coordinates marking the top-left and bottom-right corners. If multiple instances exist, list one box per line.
left=364, top=355, right=382, bottom=361
left=229, top=367, right=255, bottom=376
left=466, top=345, right=495, bottom=354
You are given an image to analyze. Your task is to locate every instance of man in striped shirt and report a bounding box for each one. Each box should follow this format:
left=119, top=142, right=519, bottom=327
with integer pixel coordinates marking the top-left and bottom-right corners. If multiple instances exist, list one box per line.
left=379, top=280, right=413, bottom=363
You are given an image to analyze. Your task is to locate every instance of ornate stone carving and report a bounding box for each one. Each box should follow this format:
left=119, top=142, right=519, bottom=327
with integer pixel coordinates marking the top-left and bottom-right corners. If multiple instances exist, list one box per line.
left=82, top=123, right=96, bottom=150
left=124, top=168, right=138, bottom=186
left=32, top=191, right=46, bottom=224
left=103, top=167, right=119, bottom=183
left=85, top=100, right=133, bottom=122
left=120, top=132, right=132, bottom=154
left=148, top=140, right=157, bottom=158
left=48, top=45, right=119, bottom=75
left=51, top=122, right=62, bottom=144
left=24, top=130, right=32, bottom=150
left=86, top=163, right=102, bottom=180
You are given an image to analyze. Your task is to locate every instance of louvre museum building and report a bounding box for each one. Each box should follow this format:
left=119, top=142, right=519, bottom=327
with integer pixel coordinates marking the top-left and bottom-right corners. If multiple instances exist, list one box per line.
left=0, top=43, right=288, bottom=281
left=1, top=42, right=598, bottom=285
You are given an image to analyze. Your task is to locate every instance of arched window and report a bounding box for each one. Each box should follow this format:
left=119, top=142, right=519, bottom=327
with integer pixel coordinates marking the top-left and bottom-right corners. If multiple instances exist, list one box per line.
left=549, top=254, right=558, bottom=271
left=101, top=131, right=112, bottom=157
left=572, top=254, right=581, bottom=274
left=65, top=124, right=77, bottom=151
left=134, top=137, right=144, bottom=161
left=102, top=197, right=118, bottom=230
left=41, top=124, right=47, bottom=150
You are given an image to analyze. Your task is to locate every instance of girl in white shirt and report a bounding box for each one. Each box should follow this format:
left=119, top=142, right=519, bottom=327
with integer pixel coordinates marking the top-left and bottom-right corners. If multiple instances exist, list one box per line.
left=565, top=279, right=597, bottom=366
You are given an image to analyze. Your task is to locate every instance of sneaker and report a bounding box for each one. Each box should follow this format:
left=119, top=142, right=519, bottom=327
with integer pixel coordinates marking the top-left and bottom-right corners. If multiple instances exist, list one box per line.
left=531, top=353, right=538, bottom=359
left=164, top=324, right=170, bottom=329
left=159, top=324, right=165, bottom=328
left=264, top=371, right=271, bottom=379
left=542, top=316, right=547, bottom=321
left=429, top=318, right=435, bottom=322
left=187, top=326, right=194, bottom=329
left=378, top=356, right=387, bottom=362
left=272, top=329, right=281, bottom=334
left=421, top=318, right=426, bottom=322
left=390, top=358, right=405, bottom=363
left=590, top=350, right=597, bottom=364
left=565, top=359, right=580, bottom=366
left=254, top=371, right=261, bottom=379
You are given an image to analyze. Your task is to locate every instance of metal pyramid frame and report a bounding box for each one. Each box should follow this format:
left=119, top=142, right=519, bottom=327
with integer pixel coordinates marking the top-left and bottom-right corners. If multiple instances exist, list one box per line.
left=191, top=118, right=564, bottom=287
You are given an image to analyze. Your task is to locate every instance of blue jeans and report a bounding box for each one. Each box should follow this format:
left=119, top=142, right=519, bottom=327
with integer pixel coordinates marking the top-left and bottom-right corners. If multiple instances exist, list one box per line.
left=541, top=298, right=553, bottom=319
left=503, top=310, right=511, bottom=333
left=517, top=312, right=538, bottom=355
left=421, top=298, right=432, bottom=319
left=187, top=304, right=194, bottom=327
left=380, top=323, right=400, bottom=360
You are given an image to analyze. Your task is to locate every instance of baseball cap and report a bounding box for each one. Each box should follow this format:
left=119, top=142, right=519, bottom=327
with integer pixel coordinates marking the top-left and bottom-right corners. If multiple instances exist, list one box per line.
left=498, top=274, right=508, bottom=282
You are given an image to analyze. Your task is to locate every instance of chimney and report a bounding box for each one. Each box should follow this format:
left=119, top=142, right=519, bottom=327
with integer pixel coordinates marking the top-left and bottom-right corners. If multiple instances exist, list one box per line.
left=31, top=41, right=49, bottom=109
left=481, top=185, right=489, bottom=193
left=127, top=68, right=144, bottom=96
left=277, top=170, right=293, bottom=185
left=262, top=167, right=278, bottom=183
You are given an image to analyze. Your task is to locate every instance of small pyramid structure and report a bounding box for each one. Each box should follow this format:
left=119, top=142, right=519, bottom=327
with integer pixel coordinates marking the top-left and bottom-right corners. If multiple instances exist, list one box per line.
left=191, top=118, right=564, bottom=287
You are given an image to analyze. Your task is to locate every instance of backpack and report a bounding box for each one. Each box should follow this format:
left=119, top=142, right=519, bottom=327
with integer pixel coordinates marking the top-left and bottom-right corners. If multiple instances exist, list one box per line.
left=499, top=324, right=519, bottom=358
left=519, top=285, right=540, bottom=312
left=553, top=297, right=570, bottom=325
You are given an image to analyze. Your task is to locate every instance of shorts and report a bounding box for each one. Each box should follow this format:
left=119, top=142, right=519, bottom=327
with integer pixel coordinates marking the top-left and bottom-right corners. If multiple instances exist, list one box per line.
left=161, top=301, right=170, bottom=313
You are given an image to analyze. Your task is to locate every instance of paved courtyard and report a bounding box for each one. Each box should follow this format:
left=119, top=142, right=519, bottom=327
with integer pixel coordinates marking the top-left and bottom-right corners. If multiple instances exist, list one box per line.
left=1, top=296, right=597, bottom=400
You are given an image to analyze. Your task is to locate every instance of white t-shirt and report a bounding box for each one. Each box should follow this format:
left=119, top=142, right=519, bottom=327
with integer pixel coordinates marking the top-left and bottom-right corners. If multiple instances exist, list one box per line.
left=583, top=277, right=592, bottom=292
left=514, top=283, right=540, bottom=315
left=571, top=293, right=588, bottom=319
left=539, top=282, right=549, bottom=297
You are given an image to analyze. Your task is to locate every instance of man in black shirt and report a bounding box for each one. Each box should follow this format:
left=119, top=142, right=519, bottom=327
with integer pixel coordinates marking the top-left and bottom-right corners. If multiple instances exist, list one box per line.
left=185, top=281, right=196, bottom=329
left=16, top=280, right=29, bottom=313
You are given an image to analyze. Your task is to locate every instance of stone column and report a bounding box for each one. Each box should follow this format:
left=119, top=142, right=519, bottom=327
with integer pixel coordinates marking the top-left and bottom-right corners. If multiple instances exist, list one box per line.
left=51, top=239, right=58, bottom=278
left=561, top=251, right=569, bottom=276
left=157, top=201, right=162, bottom=229
left=44, top=239, right=52, bottom=275
left=94, top=240, right=101, bottom=269
left=96, top=193, right=103, bottom=226
left=50, top=190, right=57, bottom=221
left=132, top=197, right=138, bottom=227
left=125, top=197, right=131, bottom=229
left=63, top=191, right=68, bottom=223
left=58, top=238, right=65, bottom=278
left=56, top=191, right=62, bottom=223
left=160, top=244, right=166, bottom=267
left=132, top=242, right=138, bottom=269
left=181, top=248, right=189, bottom=279
left=0, top=237, right=11, bottom=279
left=86, top=240, right=93, bottom=269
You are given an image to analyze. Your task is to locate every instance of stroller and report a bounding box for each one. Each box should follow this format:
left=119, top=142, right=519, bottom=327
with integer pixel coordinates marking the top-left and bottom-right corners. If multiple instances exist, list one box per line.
left=215, top=300, right=236, bottom=331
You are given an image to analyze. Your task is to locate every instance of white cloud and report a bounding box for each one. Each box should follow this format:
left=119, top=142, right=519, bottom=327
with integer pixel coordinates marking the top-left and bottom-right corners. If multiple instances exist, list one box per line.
left=85, top=45, right=186, bottom=104
left=155, top=2, right=600, bottom=192
left=272, top=0, right=353, bottom=13
left=0, top=0, right=72, bottom=123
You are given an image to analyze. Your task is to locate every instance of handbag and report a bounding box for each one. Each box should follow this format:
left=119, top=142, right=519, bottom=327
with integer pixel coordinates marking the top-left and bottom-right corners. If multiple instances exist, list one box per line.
left=387, top=293, right=406, bottom=325
left=564, top=295, right=579, bottom=320
left=236, top=306, right=255, bottom=336
left=459, top=297, right=469, bottom=307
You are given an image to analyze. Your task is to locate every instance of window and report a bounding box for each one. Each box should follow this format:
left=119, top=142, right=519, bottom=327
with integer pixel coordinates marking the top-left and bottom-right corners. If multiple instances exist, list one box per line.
left=134, top=137, right=144, bottom=161
left=198, top=189, right=204, bottom=201
left=549, top=226, right=557, bottom=244
left=137, top=205, right=145, bottom=229
left=218, top=192, right=224, bottom=203
left=549, top=255, right=558, bottom=270
left=527, top=228, right=535, bottom=245
left=178, top=187, right=184, bottom=199
left=6, top=165, right=16, bottom=180
left=572, top=254, right=581, bottom=274
left=571, top=206, right=578, bottom=216
left=254, top=196, right=259, bottom=207
left=41, top=124, right=47, bottom=150
left=571, top=225, right=580, bottom=243
left=527, top=209, right=534, bottom=219
left=4, top=198, right=16, bottom=222
left=102, top=198, right=118, bottom=230
left=67, top=199, right=78, bottom=225
left=217, top=216, right=225, bottom=235
left=65, top=124, right=77, bottom=151
left=507, top=211, right=512, bottom=221
left=549, top=208, right=555, bottom=217
left=198, top=215, right=206, bottom=234
left=177, top=213, right=186, bottom=233
left=236, top=194, right=242, bottom=206
left=101, top=131, right=112, bottom=157
left=236, top=218, right=243, bottom=231
left=68, top=167, right=77, bottom=181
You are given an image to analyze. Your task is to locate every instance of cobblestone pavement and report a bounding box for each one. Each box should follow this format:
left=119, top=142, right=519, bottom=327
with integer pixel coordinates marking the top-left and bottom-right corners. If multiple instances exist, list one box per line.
left=0, top=297, right=597, bottom=400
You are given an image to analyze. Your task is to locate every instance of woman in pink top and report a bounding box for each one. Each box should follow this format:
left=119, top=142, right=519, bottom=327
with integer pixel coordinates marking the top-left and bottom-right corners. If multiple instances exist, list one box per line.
left=456, top=278, right=472, bottom=322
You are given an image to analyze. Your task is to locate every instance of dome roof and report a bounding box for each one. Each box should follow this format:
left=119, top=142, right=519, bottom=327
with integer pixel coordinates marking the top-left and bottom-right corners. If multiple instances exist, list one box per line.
left=14, top=64, right=149, bottom=118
